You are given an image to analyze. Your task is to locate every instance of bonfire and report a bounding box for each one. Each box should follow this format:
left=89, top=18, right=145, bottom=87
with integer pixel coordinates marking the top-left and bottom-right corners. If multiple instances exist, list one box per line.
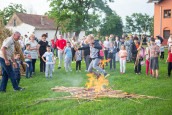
left=22, top=74, right=167, bottom=107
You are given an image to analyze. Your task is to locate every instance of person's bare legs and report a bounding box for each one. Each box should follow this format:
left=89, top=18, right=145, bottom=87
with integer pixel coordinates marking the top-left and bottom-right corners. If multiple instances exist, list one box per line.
left=156, top=69, right=159, bottom=79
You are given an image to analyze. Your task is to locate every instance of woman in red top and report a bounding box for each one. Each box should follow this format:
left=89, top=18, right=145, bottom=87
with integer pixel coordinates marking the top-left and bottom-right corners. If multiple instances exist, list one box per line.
left=51, top=36, right=58, bottom=57
left=166, top=45, right=172, bottom=77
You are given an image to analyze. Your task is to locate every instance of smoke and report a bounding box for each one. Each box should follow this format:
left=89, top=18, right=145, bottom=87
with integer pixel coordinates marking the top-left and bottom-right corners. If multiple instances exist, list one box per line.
left=66, top=75, right=84, bottom=87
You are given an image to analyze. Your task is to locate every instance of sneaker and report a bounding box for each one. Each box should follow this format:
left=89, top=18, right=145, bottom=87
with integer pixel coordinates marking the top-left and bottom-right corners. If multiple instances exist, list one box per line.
left=58, top=67, right=61, bottom=69
left=14, top=87, right=25, bottom=91
left=79, top=70, right=81, bottom=72
left=156, top=77, right=159, bottom=79
left=53, top=69, right=54, bottom=72
left=104, top=73, right=110, bottom=79
left=66, top=70, right=68, bottom=72
left=76, top=70, right=78, bottom=72
left=32, top=72, right=36, bottom=75
left=69, top=70, right=72, bottom=72
left=120, top=72, right=123, bottom=74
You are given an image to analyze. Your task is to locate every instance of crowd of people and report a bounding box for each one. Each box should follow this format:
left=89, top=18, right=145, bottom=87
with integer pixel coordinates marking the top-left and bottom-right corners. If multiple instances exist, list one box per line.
left=0, top=31, right=172, bottom=92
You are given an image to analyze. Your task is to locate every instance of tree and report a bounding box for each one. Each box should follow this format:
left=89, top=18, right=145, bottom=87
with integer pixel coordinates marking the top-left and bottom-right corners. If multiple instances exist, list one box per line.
left=99, top=12, right=123, bottom=37
left=47, top=0, right=114, bottom=39
left=124, top=13, right=153, bottom=35
left=2, top=3, right=26, bottom=25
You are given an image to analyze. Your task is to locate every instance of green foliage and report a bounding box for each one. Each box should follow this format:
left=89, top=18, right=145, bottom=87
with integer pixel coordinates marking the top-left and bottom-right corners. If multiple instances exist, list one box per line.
left=99, top=12, right=123, bottom=37
left=47, top=0, right=114, bottom=37
left=2, top=3, right=26, bottom=25
left=124, top=13, right=154, bottom=35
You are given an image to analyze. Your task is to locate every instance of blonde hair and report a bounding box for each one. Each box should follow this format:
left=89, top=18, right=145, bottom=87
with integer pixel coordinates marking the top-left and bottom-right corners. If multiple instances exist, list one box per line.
left=30, top=34, right=35, bottom=39
left=121, top=44, right=125, bottom=50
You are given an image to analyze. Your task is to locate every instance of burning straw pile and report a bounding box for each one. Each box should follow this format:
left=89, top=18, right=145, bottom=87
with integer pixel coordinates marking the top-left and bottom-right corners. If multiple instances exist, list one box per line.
left=22, top=74, right=167, bottom=107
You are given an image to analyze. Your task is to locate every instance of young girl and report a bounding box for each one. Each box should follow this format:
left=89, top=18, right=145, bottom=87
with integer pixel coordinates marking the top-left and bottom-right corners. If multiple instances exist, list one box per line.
left=99, top=40, right=104, bottom=69
left=166, top=45, right=172, bottom=77
left=108, top=42, right=117, bottom=70
left=148, top=38, right=160, bottom=79
left=119, top=44, right=127, bottom=74
left=145, top=42, right=152, bottom=75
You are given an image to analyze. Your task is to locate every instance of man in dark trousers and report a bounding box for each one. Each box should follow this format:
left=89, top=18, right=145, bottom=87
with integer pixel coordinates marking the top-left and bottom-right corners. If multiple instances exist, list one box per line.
left=0, top=32, right=25, bottom=92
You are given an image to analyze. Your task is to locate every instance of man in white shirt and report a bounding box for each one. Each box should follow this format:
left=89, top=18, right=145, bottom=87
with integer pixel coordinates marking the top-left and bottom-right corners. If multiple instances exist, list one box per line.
left=0, top=31, right=25, bottom=92
left=103, top=36, right=110, bottom=66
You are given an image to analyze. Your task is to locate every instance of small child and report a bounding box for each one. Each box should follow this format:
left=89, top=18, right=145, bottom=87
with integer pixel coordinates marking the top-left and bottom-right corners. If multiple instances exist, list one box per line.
left=99, top=41, right=104, bottom=69
left=160, top=44, right=165, bottom=60
left=75, top=48, right=82, bottom=72
left=148, top=38, right=160, bottom=79
left=108, top=42, right=117, bottom=70
left=119, top=44, right=127, bottom=74
left=145, top=42, right=152, bottom=76
left=52, top=55, right=57, bottom=72
left=42, top=45, right=54, bottom=78
left=14, top=52, right=29, bottom=85
left=166, top=45, right=172, bottom=77
left=24, top=44, right=32, bottom=78
left=64, top=42, right=72, bottom=72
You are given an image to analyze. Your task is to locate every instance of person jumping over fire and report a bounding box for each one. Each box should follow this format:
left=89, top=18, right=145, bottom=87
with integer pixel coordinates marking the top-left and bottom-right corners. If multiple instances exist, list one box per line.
left=75, top=35, right=110, bottom=79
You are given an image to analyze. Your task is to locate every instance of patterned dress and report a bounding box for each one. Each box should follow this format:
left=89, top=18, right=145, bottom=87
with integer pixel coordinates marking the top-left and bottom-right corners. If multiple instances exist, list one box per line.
left=124, top=40, right=132, bottom=61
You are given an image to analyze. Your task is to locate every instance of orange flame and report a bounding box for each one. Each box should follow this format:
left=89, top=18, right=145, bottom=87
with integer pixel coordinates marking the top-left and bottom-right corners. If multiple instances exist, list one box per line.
left=99, top=59, right=111, bottom=68
left=85, top=73, right=109, bottom=92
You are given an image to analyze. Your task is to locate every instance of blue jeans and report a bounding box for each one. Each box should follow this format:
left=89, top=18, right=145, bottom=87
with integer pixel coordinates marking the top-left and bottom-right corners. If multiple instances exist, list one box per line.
left=108, top=55, right=116, bottom=70
left=88, top=58, right=106, bottom=76
left=0, top=57, right=19, bottom=91
left=52, top=48, right=58, bottom=57
left=25, top=61, right=32, bottom=78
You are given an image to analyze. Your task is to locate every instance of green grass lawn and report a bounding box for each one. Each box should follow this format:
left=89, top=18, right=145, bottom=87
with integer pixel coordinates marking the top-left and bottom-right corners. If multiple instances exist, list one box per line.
left=0, top=50, right=172, bottom=115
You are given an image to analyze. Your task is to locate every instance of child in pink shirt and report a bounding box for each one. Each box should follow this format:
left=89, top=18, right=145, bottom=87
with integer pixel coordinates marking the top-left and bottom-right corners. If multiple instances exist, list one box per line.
left=119, top=44, right=128, bottom=74
left=99, top=41, right=104, bottom=69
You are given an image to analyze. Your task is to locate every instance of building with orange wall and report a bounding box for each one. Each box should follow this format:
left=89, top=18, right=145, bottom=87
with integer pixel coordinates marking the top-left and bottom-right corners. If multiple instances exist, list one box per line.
left=148, top=0, right=172, bottom=45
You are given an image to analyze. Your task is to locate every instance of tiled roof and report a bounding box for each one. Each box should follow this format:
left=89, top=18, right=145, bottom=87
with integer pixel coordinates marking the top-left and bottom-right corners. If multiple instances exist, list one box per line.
left=16, top=13, right=57, bottom=30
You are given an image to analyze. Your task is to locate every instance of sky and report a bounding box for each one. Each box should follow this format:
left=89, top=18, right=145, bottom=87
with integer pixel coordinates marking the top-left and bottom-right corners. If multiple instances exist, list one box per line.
left=0, top=0, right=154, bottom=25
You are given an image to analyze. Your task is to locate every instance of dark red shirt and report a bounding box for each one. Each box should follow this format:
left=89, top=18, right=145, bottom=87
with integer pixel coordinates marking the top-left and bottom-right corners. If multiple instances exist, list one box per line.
left=168, top=51, right=172, bottom=62
left=56, top=39, right=66, bottom=50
